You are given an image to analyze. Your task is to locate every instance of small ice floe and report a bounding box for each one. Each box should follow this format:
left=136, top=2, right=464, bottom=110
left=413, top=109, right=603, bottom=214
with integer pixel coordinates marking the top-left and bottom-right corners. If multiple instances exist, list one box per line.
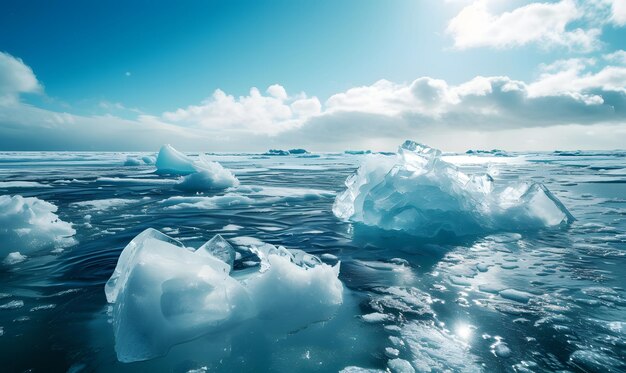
left=105, top=228, right=343, bottom=362
left=123, top=156, right=142, bottom=166
left=361, top=312, right=394, bottom=323
left=0, top=300, right=24, bottom=310
left=29, top=304, right=56, bottom=312
left=142, top=155, right=156, bottom=165
left=0, top=195, right=76, bottom=257
left=499, top=289, right=533, bottom=304
left=3, top=252, right=27, bottom=265
left=221, top=224, right=243, bottom=231
left=490, top=338, right=512, bottom=358
left=333, top=140, right=574, bottom=237
left=387, top=358, right=415, bottom=373
left=155, top=144, right=239, bottom=191
left=70, top=198, right=135, bottom=211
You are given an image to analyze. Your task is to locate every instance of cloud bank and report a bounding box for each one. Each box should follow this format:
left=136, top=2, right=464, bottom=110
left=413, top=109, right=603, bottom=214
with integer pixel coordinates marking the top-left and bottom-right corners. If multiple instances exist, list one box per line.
left=0, top=47, right=625, bottom=152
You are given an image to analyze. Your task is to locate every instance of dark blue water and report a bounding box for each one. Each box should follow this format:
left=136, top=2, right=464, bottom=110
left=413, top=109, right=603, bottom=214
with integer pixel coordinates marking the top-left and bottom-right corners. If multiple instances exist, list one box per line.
left=0, top=151, right=625, bottom=372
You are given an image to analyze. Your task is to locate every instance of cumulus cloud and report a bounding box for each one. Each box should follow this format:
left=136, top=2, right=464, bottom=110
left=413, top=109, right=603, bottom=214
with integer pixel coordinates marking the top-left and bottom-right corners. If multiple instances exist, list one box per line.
left=0, top=52, right=42, bottom=104
left=529, top=57, right=626, bottom=98
left=604, top=49, right=626, bottom=64
left=605, top=0, right=626, bottom=25
left=161, top=85, right=321, bottom=134
left=447, top=0, right=602, bottom=51
left=0, top=51, right=625, bottom=151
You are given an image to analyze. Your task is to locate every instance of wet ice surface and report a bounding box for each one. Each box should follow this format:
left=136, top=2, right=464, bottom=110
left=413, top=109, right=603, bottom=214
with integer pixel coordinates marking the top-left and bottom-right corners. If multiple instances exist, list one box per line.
left=0, top=150, right=625, bottom=372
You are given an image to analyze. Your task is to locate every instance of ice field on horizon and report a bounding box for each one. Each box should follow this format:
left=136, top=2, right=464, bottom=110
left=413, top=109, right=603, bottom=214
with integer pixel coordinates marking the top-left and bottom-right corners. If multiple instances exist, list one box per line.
left=0, top=144, right=625, bottom=372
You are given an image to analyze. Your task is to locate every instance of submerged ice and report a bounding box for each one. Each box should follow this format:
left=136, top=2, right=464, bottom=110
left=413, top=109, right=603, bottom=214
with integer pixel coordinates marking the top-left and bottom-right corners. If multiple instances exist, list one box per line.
left=333, top=140, right=574, bottom=237
left=105, top=228, right=342, bottom=362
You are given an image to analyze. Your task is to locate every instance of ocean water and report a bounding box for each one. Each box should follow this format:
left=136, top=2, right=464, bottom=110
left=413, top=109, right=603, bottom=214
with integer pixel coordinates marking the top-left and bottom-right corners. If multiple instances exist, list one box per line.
left=0, top=150, right=625, bottom=372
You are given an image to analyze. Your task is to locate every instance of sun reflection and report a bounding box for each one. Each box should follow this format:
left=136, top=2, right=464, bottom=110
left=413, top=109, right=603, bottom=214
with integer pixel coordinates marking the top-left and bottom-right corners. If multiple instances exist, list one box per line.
left=455, top=322, right=474, bottom=341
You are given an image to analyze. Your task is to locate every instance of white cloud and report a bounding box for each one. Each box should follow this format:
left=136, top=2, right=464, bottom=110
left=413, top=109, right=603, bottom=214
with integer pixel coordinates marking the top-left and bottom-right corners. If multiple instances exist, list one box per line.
left=0, top=52, right=42, bottom=104
left=1, top=51, right=625, bottom=151
left=161, top=85, right=321, bottom=134
left=604, top=49, right=626, bottom=64
left=606, top=0, right=626, bottom=25
left=529, top=57, right=626, bottom=97
left=446, top=0, right=601, bottom=51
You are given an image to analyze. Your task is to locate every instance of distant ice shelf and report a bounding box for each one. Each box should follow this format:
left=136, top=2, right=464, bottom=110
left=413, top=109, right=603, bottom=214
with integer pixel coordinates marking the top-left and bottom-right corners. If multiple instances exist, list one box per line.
left=333, top=140, right=574, bottom=237
left=105, top=228, right=343, bottom=362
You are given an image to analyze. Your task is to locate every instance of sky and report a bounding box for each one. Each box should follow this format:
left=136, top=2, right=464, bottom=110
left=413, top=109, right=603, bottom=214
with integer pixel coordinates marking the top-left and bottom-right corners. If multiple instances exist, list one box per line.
left=1, top=0, right=626, bottom=152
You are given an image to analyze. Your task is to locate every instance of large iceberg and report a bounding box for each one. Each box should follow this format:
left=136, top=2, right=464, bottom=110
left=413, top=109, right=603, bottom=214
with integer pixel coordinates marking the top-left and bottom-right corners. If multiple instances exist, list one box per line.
left=333, top=141, right=574, bottom=237
left=0, top=195, right=76, bottom=256
left=155, top=144, right=238, bottom=191
left=105, top=229, right=342, bottom=362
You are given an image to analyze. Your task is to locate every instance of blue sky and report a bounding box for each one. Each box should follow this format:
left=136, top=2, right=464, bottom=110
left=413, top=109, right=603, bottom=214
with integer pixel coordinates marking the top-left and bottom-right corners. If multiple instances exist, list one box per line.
left=1, top=0, right=626, bottom=151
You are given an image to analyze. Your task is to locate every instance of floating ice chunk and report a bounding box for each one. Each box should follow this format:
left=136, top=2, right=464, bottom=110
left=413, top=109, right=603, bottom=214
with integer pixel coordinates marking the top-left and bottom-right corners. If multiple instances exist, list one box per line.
left=141, top=155, right=156, bottom=165
left=244, top=246, right=343, bottom=324
left=196, top=234, right=235, bottom=272
left=221, top=224, right=243, bottom=231
left=160, top=194, right=255, bottom=210
left=387, top=358, right=415, bottom=373
left=0, top=195, right=76, bottom=256
left=0, top=300, right=24, bottom=310
left=3, top=252, right=27, bottom=265
left=155, top=144, right=199, bottom=174
left=288, top=148, right=309, bottom=154
left=106, top=229, right=343, bottom=362
left=340, top=367, right=385, bottom=373
left=333, top=140, right=574, bottom=237
left=361, top=312, right=393, bottom=323
left=175, top=163, right=239, bottom=192
left=263, top=149, right=290, bottom=156
left=105, top=229, right=186, bottom=303
left=385, top=347, right=400, bottom=358
left=105, top=229, right=252, bottom=362
left=123, top=156, right=142, bottom=166
left=499, top=289, right=533, bottom=303
left=344, top=150, right=372, bottom=155
left=155, top=145, right=238, bottom=191
left=70, top=198, right=135, bottom=211
left=492, top=342, right=512, bottom=358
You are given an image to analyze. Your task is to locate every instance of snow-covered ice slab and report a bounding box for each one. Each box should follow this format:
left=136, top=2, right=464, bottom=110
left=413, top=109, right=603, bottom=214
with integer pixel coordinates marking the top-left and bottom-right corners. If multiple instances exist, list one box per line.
left=0, top=194, right=76, bottom=256
left=155, top=144, right=239, bottom=191
left=333, top=140, right=574, bottom=237
left=105, top=228, right=343, bottom=362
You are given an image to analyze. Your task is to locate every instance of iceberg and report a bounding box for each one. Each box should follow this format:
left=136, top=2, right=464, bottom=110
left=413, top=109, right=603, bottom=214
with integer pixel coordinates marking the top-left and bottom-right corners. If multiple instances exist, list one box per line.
left=288, top=148, right=309, bottom=154
left=465, top=149, right=510, bottom=157
left=333, top=140, right=574, bottom=237
left=105, top=228, right=343, bottom=362
left=0, top=195, right=76, bottom=256
left=155, top=144, right=199, bottom=174
left=263, top=149, right=290, bottom=156
left=344, top=150, right=372, bottom=155
left=155, top=144, right=239, bottom=190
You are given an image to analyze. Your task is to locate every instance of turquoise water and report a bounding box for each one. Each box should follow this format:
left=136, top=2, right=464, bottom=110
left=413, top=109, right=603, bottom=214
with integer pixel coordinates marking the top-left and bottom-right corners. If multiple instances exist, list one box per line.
left=0, top=151, right=624, bottom=372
